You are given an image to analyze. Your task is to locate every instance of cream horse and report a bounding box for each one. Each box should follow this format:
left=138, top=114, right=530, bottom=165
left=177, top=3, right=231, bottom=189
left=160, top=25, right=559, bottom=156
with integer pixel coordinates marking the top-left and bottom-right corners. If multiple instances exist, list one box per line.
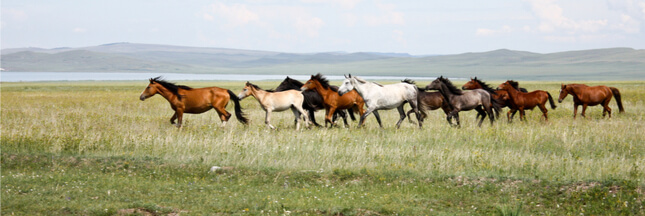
left=338, top=75, right=421, bottom=128
left=238, top=82, right=310, bottom=130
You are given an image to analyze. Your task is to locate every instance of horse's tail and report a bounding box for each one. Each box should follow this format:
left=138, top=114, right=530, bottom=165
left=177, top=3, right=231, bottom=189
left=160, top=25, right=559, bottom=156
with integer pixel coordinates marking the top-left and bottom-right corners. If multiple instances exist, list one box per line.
left=227, top=90, right=249, bottom=125
left=610, top=87, right=625, bottom=113
left=348, top=108, right=357, bottom=121
left=546, top=92, right=557, bottom=109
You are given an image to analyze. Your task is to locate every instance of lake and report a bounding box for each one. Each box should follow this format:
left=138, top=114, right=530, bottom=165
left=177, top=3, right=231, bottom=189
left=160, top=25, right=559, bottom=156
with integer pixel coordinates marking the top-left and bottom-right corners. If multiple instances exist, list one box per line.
left=0, top=72, right=447, bottom=82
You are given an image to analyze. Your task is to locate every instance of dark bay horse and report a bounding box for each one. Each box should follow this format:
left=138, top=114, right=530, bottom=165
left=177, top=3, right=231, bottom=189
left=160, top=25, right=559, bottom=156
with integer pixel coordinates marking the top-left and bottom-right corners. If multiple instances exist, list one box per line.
left=406, top=89, right=450, bottom=125
left=498, top=81, right=556, bottom=122
left=275, top=76, right=353, bottom=126
left=558, top=83, right=624, bottom=118
left=301, top=74, right=365, bottom=127
left=139, top=77, right=248, bottom=128
left=462, top=77, right=527, bottom=122
left=426, top=76, right=496, bottom=127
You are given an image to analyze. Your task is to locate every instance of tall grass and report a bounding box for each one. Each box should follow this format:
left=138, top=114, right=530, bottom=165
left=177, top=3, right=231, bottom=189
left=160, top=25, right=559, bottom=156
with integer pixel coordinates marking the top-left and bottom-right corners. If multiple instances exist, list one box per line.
left=2, top=80, right=643, bottom=183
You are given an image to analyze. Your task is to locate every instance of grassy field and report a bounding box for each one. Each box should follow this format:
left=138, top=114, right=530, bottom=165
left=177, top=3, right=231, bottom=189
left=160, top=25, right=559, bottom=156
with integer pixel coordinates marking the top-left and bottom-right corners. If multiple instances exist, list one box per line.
left=2, top=80, right=644, bottom=215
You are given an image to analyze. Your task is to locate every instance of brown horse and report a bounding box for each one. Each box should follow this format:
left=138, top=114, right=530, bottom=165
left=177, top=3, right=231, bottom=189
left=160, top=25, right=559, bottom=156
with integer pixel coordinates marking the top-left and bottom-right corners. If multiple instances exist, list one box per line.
left=301, top=74, right=365, bottom=127
left=406, top=91, right=450, bottom=124
left=558, top=84, right=624, bottom=119
left=139, top=77, right=248, bottom=128
left=462, top=77, right=526, bottom=122
left=498, top=81, right=556, bottom=122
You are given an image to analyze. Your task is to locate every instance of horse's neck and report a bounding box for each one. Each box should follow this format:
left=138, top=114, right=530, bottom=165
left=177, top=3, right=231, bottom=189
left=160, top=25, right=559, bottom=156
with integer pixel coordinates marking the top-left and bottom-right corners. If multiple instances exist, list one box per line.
left=437, top=84, right=456, bottom=107
left=504, top=86, right=521, bottom=101
left=157, top=86, right=180, bottom=104
left=568, top=86, right=584, bottom=99
left=312, top=82, right=332, bottom=95
left=250, top=88, right=269, bottom=103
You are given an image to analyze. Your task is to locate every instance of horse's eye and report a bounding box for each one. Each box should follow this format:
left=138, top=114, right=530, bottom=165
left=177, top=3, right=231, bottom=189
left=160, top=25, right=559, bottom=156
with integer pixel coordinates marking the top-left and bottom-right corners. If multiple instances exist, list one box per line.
left=146, top=87, right=150, bottom=89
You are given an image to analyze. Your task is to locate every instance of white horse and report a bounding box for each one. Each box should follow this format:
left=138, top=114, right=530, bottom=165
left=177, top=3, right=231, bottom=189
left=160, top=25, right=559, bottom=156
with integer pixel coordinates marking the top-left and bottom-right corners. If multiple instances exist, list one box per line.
left=238, top=82, right=309, bottom=130
left=338, top=75, right=421, bottom=128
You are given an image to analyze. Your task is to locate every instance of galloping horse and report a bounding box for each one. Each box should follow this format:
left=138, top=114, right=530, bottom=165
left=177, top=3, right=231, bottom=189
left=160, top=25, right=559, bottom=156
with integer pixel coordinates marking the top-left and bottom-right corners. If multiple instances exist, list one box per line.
left=238, top=82, right=309, bottom=130
left=406, top=91, right=450, bottom=125
left=558, top=83, right=624, bottom=118
left=498, top=81, right=556, bottom=122
left=275, top=76, right=353, bottom=126
left=462, top=77, right=526, bottom=122
left=426, top=76, right=496, bottom=127
left=338, top=74, right=421, bottom=128
left=139, top=77, right=248, bottom=128
left=301, top=74, right=365, bottom=127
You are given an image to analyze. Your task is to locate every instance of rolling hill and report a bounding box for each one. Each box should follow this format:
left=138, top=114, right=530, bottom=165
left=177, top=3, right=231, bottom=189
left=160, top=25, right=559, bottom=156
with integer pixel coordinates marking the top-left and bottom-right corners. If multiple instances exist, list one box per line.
left=2, top=43, right=644, bottom=80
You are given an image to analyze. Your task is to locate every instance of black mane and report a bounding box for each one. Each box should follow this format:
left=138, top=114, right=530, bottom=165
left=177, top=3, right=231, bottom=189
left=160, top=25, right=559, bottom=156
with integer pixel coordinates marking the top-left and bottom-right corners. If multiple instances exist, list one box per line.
left=472, top=77, right=497, bottom=94
left=438, top=76, right=463, bottom=95
left=275, top=76, right=303, bottom=91
left=150, top=76, right=192, bottom=99
left=507, top=80, right=528, bottom=93
left=401, top=79, right=416, bottom=85
left=311, top=73, right=334, bottom=91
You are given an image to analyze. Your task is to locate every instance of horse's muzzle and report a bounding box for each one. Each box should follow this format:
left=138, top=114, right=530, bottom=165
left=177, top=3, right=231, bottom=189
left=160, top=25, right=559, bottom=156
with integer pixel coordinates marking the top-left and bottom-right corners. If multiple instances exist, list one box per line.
left=139, top=95, right=146, bottom=101
left=558, top=99, right=563, bottom=103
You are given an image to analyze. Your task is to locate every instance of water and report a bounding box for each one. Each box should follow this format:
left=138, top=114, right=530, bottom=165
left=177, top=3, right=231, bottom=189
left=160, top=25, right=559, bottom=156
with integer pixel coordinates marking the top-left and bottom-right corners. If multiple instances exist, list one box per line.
left=1, top=72, right=446, bottom=82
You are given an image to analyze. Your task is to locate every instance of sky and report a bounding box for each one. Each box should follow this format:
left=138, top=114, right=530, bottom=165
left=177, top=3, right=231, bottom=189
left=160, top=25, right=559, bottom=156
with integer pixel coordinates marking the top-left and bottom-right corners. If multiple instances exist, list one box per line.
left=2, top=0, right=645, bottom=55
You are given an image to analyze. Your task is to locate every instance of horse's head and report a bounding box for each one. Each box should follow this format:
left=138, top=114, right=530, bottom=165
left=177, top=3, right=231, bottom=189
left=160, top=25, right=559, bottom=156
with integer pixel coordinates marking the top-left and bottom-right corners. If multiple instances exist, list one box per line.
left=275, top=76, right=302, bottom=91
left=462, top=77, right=480, bottom=90
left=238, top=82, right=256, bottom=100
left=139, top=77, right=162, bottom=101
left=301, top=75, right=317, bottom=91
left=558, top=84, right=569, bottom=103
left=425, top=77, right=443, bottom=91
left=497, top=81, right=513, bottom=91
left=338, top=74, right=355, bottom=96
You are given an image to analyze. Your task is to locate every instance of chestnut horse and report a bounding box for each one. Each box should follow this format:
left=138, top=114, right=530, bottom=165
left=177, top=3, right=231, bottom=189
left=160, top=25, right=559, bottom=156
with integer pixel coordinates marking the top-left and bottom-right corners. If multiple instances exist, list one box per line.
left=558, top=84, right=624, bottom=118
left=301, top=74, right=365, bottom=127
left=238, top=82, right=309, bottom=130
left=498, top=81, right=556, bottom=122
left=462, top=77, right=527, bottom=122
left=139, top=77, right=248, bottom=128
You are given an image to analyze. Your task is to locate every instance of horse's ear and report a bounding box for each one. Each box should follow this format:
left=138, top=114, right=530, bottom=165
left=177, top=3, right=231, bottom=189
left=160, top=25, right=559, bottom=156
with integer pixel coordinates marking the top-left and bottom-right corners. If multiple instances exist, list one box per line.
left=348, top=74, right=352, bottom=78
left=149, top=78, right=154, bottom=84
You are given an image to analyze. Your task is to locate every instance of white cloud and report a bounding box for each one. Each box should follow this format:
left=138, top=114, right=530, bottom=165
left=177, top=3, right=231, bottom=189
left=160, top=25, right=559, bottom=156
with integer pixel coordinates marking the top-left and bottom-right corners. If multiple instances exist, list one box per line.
left=475, top=25, right=512, bottom=36
left=295, top=17, right=324, bottom=37
left=363, top=3, right=405, bottom=26
left=73, top=27, right=87, bottom=33
left=527, top=0, right=607, bottom=33
left=301, top=0, right=362, bottom=9
left=202, top=3, right=259, bottom=26
left=392, top=30, right=406, bottom=45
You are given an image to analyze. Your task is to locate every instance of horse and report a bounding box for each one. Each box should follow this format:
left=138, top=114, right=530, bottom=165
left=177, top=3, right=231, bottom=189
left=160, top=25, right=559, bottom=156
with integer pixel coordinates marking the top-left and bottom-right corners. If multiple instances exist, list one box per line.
left=238, top=82, right=309, bottom=130
left=498, top=81, right=556, bottom=122
left=406, top=89, right=450, bottom=125
left=425, top=76, right=496, bottom=127
left=558, top=83, right=624, bottom=119
left=139, top=77, right=248, bottom=128
left=338, top=74, right=421, bottom=128
left=275, top=76, right=354, bottom=126
left=301, top=74, right=365, bottom=127
left=462, top=77, right=527, bottom=122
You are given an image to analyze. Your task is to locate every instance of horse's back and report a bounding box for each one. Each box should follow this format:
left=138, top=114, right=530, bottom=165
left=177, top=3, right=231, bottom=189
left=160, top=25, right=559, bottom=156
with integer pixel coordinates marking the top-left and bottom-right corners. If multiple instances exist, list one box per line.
left=580, top=85, right=613, bottom=105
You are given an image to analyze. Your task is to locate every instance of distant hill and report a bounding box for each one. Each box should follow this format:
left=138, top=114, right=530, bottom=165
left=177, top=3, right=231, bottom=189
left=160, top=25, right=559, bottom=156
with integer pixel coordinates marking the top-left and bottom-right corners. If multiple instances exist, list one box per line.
left=2, top=43, right=644, bottom=80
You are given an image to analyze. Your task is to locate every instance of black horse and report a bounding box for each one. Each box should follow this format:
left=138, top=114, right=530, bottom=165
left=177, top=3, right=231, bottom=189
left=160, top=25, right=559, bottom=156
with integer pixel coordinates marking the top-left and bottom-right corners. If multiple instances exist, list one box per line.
left=275, top=76, right=355, bottom=127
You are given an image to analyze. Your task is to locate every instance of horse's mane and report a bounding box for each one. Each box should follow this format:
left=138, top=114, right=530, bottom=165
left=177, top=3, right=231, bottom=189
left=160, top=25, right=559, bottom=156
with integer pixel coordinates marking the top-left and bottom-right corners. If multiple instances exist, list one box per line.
left=507, top=80, right=528, bottom=92
left=247, top=82, right=274, bottom=92
left=150, top=76, right=192, bottom=99
left=354, top=76, right=383, bottom=87
left=401, top=79, right=416, bottom=85
left=438, top=76, right=463, bottom=95
left=311, top=73, right=334, bottom=91
left=472, top=77, right=497, bottom=94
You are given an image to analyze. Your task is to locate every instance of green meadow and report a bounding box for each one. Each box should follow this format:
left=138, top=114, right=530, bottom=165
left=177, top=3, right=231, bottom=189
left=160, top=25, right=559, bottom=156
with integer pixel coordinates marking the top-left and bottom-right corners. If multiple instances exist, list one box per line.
left=2, top=80, right=644, bottom=215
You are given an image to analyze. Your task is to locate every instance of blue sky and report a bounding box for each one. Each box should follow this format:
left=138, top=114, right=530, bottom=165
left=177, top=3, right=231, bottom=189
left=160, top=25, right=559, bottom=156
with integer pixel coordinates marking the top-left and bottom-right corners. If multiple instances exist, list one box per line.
left=2, top=0, right=645, bottom=55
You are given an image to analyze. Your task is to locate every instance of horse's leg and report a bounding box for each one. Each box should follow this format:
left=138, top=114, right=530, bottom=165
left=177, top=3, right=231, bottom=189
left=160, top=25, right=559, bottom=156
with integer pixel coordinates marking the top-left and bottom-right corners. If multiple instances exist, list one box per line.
left=475, top=106, right=486, bottom=127
left=340, top=109, right=350, bottom=127
left=519, top=108, right=526, bottom=122
left=291, top=107, right=301, bottom=130
left=453, top=112, right=461, bottom=127
left=294, top=105, right=310, bottom=128
left=395, top=105, right=407, bottom=129
left=581, top=104, right=588, bottom=119
left=372, top=110, right=383, bottom=128
left=325, top=107, right=336, bottom=127
left=602, top=99, right=612, bottom=118
left=308, top=109, right=321, bottom=127
left=170, top=112, right=178, bottom=125
left=538, top=103, right=548, bottom=121
left=409, top=100, right=422, bottom=128
left=359, top=107, right=376, bottom=127
left=214, top=106, right=231, bottom=127
left=573, top=104, right=579, bottom=119
left=509, top=109, right=518, bottom=122
left=176, top=110, right=184, bottom=128
left=265, top=109, right=276, bottom=130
